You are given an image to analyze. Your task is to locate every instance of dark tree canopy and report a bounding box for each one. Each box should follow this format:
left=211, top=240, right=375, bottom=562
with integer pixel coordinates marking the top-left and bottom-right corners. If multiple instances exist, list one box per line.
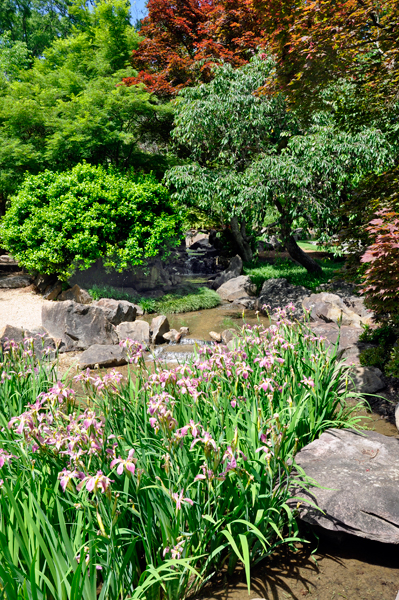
left=0, top=0, right=77, bottom=59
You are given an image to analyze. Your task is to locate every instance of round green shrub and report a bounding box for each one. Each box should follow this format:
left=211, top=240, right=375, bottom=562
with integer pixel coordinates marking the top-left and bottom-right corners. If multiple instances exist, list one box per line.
left=0, top=163, right=183, bottom=280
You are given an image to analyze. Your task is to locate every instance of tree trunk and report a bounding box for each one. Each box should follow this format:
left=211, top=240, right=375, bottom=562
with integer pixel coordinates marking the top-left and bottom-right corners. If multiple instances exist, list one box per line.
left=230, top=216, right=253, bottom=262
left=286, top=235, right=323, bottom=275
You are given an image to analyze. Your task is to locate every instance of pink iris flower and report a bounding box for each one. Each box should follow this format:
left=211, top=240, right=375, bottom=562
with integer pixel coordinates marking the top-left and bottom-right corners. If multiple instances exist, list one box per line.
left=110, top=449, right=136, bottom=475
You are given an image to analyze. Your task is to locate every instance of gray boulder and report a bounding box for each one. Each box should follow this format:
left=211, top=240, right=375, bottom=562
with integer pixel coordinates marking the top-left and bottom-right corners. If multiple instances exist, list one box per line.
left=217, top=275, right=256, bottom=301
left=303, top=293, right=373, bottom=328
left=221, top=329, right=236, bottom=345
left=163, top=329, right=181, bottom=343
left=42, top=301, right=118, bottom=352
left=79, top=344, right=127, bottom=369
left=255, top=278, right=309, bottom=314
left=34, top=274, right=55, bottom=294
left=0, top=324, right=25, bottom=347
left=59, top=284, right=92, bottom=304
left=163, top=327, right=189, bottom=343
left=316, top=280, right=358, bottom=298
left=309, top=322, right=361, bottom=349
left=309, top=322, right=363, bottom=363
left=151, top=315, right=170, bottom=344
left=0, top=324, right=55, bottom=356
left=292, top=227, right=304, bottom=241
left=95, top=298, right=137, bottom=325
left=349, top=366, right=385, bottom=394
left=257, top=240, right=274, bottom=252
left=116, top=320, right=150, bottom=345
left=294, top=429, right=399, bottom=544
left=344, top=296, right=374, bottom=319
left=211, top=255, right=243, bottom=290
left=231, top=297, right=256, bottom=310
left=0, top=274, right=33, bottom=289
left=268, top=235, right=284, bottom=251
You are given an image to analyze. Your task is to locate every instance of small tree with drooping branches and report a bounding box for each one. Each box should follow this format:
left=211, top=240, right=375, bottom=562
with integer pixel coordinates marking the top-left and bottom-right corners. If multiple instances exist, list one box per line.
left=361, top=209, right=399, bottom=318
left=166, top=54, right=392, bottom=272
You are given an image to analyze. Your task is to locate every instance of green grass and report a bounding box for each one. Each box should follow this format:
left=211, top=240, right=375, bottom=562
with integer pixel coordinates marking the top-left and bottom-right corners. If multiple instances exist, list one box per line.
left=297, top=241, right=334, bottom=253
left=244, top=257, right=343, bottom=293
left=88, top=284, right=221, bottom=314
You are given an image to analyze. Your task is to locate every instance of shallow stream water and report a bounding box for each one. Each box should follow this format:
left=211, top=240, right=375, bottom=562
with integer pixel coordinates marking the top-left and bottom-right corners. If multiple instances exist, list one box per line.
left=58, top=305, right=399, bottom=600
left=143, top=304, right=270, bottom=341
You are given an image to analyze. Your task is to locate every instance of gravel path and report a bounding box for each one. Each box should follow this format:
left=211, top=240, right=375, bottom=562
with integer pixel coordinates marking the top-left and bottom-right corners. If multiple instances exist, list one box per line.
left=0, top=288, right=48, bottom=331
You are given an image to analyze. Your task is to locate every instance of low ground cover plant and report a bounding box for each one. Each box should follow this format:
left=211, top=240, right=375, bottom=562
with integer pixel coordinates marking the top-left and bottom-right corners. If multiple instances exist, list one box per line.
left=0, top=310, right=363, bottom=599
left=88, top=285, right=221, bottom=314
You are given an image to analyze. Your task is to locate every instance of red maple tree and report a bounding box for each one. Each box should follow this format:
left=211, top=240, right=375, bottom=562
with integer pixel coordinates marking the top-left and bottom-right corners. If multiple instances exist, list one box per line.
left=125, top=0, right=398, bottom=103
left=123, top=0, right=265, bottom=95
left=261, top=0, right=399, bottom=104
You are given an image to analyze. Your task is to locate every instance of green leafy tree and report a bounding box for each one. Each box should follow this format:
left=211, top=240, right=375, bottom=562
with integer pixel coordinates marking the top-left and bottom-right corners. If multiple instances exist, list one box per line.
left=0, top=31, right=29, bottom=82
left=166, top=54, right=392, bottom=271
left=0, top=163, right=183, bottom=279
left=0, top=0, right=174, bottom=213
left=0, top=0, right=76, bottom=58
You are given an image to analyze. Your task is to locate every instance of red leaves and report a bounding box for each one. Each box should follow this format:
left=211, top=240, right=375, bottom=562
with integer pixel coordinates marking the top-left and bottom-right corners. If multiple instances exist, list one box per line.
left=360, top=209, right=399, bottom=316
left=123, top=0, right=265, bottom=95
left=263, top=0, right=399, bottom=106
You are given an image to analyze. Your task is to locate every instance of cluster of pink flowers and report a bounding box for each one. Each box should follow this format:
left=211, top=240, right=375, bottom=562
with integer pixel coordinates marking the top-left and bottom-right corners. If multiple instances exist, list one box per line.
left=0, top=335, right=52, bottom=385
left=74, top=368, right=124, bottom=393
left=2, top=312, right=328, bottom=530
left=120, top=339, right=145, bottom=364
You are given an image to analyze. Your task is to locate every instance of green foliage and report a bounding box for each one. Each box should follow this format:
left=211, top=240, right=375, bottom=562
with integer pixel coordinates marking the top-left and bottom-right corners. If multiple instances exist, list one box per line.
left=385, top=347, right=399, bottom=378
left=152, top=287, right=221, bottom=314
left=0, top=163, right=183, bottom=279
left=359, top=323, right=397, bottom=346
left=359, top=323, right=399, bottom=375
left=166, top=53, right=393, bottom=259
left=0, top=32, right=29, bottom=82
left=88, top=284, right=221, bottom=314
left=0, top=0, right=75, bottom=59
left=0, top=318, right=363, bottom=598
left=0, top=337, right=57, bottom=419
left=0, top=0, right=174, bottom=205
left=359, top=346, right=388, bottom=370
left=338, top=162, right=399, bottom=277
left=244, top=258, right=342, bottom=293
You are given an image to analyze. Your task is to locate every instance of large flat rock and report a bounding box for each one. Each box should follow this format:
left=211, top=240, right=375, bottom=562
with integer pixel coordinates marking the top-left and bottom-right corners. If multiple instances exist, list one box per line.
left=295, top=429, right=399, bottom=544
left=79, top=344, right=127, bottom=369
left=303, top=292, right=373, bottom=328
left=116, top=320, right=150, bottom=344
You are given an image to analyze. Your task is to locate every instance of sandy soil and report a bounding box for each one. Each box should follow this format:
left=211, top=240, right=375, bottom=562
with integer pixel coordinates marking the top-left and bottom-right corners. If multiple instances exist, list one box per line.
left=0, top=287, right=47, bottom=331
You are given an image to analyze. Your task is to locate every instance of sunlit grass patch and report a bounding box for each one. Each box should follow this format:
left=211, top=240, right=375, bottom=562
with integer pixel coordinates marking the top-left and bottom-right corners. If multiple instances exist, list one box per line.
left=88, top=284, right=221, bottom=314
left=244, top=257, right=343, bottom=293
